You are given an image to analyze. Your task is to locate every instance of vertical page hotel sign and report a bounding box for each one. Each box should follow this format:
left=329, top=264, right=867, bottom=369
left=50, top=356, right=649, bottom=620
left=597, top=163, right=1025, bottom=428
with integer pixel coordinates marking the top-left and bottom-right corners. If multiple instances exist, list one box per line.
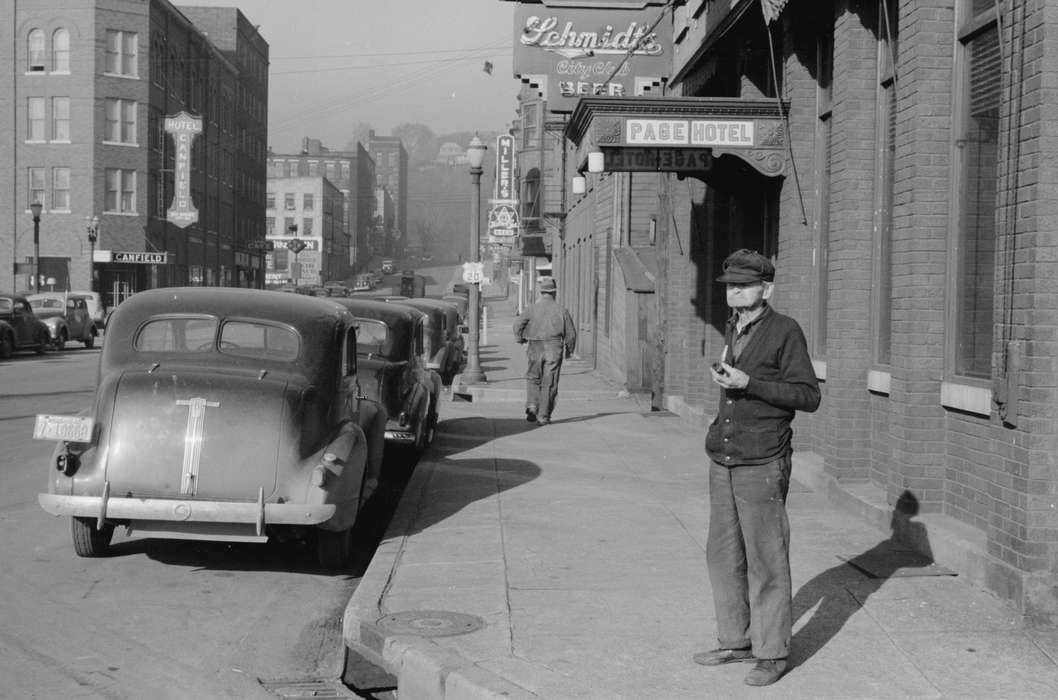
left=165, top=111, right=202, bottom=228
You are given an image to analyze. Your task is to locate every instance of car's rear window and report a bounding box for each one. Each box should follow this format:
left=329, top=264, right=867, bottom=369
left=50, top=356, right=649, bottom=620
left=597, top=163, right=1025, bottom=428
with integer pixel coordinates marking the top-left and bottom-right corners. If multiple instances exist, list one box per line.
left=354, top=319, right=391, bottom=357
left=30, top=298, right=63, bottom=309
left=134, top=316, right=299, bottom=360
left=135, top=317, right=219, bottom=352
left=0, top=299, right=11, bottom=313
left=220, top=320, right=299, bottom=360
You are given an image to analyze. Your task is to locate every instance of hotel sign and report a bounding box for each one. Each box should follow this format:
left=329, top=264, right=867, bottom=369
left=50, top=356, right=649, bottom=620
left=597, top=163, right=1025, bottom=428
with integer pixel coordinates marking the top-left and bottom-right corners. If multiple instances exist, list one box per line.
left=513, top=1, right=670, bottom=113
left=164, top=111, right=203, bottom=228
left=112, top=251, right=168, bottom=264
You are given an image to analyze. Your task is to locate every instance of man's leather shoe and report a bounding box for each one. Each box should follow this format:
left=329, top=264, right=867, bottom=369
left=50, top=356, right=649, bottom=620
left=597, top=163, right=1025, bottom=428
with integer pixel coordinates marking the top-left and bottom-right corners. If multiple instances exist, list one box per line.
left=744, top=658, right=787, bottom=686
left=692, top=648, right=755, bottom=666
left=525, top=406, right=537, bottom=422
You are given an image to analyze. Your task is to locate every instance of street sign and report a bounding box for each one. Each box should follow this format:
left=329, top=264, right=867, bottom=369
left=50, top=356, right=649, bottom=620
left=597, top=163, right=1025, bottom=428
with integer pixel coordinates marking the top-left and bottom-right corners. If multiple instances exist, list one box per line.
left=462, top=262, right=484, bottom=284
left=287, top=238, right=307, bottom=255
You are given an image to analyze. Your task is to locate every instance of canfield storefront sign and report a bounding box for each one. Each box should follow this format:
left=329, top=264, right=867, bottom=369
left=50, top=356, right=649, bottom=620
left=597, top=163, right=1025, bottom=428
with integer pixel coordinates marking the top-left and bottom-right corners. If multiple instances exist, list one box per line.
left=566, top=97, right=789, bottom=177
left=164, top=111, right=203, bottom=228
left=512, top=0, right=670, bottom=113
left=100, top=251, right=169, bottom=264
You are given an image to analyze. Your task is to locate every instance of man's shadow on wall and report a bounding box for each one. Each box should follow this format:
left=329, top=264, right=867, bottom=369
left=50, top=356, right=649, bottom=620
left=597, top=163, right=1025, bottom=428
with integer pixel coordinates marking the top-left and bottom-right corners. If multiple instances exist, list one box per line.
left=789, top=490, right=947, bottom=668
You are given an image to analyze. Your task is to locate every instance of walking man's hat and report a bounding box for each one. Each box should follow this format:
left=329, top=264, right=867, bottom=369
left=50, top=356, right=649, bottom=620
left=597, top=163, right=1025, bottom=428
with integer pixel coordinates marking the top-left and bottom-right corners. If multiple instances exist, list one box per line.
left=538, top=277, right=557, bottom=293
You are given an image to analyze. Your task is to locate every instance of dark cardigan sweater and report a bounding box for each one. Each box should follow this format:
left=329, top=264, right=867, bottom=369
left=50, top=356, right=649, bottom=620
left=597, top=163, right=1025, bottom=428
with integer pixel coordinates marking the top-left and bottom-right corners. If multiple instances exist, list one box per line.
left=705, top=306, right=821, bottom=467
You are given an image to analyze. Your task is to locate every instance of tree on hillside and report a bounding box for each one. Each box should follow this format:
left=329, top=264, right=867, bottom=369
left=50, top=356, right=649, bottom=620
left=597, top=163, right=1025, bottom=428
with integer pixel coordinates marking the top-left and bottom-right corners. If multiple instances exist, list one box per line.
left=392, top=123, right=438, bottom=165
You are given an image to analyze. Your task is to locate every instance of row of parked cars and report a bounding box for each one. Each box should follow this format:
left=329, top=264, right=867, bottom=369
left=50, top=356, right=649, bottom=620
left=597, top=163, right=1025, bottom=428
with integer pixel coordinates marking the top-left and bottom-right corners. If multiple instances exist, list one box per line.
left=34, top=283, right=471, bottom=570
left=0, top=291, right=106, bottom=359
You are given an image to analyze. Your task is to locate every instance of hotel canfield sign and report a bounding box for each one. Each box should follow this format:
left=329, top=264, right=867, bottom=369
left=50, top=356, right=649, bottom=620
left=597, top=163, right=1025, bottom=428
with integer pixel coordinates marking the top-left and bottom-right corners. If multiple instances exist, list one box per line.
left=164, top=111, right=202, bottom=228
left=513, top=0, right=670, bottom=113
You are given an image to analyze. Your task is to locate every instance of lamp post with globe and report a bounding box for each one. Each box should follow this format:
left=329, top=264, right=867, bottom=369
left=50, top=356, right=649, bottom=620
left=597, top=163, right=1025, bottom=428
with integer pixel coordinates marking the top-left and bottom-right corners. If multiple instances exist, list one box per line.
left=462, top=136, right=488, bottom=385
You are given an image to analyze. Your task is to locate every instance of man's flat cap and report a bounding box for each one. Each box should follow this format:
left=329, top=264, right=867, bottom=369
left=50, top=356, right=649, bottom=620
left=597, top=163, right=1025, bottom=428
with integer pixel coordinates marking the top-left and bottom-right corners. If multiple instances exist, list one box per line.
left=715, top=249, right=775, bottom=284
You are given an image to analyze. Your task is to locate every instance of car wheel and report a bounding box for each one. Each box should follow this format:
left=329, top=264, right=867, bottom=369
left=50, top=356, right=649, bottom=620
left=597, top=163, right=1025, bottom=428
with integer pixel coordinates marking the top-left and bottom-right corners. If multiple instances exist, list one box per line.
left=84, top=333, right=95, bottom=349
left=72, top=517, right=114, bottom=557
left=316, top=527, right=353, bottom=570
left=54, top=330, right=67, bottom=351
left=35, top=330, right=49, bottom=354
left=0, top=332, right=12, bottom=360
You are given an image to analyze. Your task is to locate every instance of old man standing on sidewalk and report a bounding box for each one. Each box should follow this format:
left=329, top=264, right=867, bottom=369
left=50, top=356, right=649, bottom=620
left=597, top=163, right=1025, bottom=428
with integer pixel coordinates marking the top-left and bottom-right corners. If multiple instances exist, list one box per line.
left=513, top=277, right=577, bottom=426
left=694, top=249, right=821, bottom=687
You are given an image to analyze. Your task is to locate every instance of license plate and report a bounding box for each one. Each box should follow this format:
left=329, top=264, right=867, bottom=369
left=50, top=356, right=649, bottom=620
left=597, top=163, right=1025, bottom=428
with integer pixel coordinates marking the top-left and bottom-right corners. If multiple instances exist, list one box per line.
left=33, top=415, right=94, bottom=442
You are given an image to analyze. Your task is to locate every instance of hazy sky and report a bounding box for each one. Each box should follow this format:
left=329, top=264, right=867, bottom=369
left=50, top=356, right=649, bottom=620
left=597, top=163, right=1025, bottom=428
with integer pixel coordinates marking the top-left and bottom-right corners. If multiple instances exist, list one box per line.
left=177, top=0, right=520, bottom=152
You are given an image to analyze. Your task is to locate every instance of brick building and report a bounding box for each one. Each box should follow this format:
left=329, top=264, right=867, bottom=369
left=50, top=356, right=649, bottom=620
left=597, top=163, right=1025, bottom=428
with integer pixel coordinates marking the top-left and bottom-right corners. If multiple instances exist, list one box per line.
left=366, top=131, right=408, bottom=258
left=264, top=176, right=348, bottom=287
left=516, top=0, right=1058, bottom=623
left=269, top=138, right=376, bottom=272
left=0, top=0, right=269, bottom=305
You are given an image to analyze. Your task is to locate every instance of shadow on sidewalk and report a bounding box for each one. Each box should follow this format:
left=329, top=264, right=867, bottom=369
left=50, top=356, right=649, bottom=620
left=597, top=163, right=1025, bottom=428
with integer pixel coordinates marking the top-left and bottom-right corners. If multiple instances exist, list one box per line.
left=789, top=491, right=935, bottom=669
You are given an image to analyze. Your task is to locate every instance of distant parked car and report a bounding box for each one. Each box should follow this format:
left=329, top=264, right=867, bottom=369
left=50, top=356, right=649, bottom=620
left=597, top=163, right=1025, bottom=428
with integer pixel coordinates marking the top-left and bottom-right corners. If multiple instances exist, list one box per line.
left=69, top=290, right=106, bottom=329
left=28, top=293, right=99, bottom=350
left=381, top=259, right=395, bottom=275
left=390, top=298, right=465, bottom=386
left=353, top=274, right=374, bottom=292
left=36, top=287, right=388, bottom=569
left=0, top=293, right=51, bottom=359
left=335, top=298, right=441, bottom=455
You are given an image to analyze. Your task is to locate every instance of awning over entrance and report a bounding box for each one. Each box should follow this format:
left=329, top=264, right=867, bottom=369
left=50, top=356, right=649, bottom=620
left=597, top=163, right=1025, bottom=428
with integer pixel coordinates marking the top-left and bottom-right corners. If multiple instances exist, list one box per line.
left=565, top=96, right=788, bottom=178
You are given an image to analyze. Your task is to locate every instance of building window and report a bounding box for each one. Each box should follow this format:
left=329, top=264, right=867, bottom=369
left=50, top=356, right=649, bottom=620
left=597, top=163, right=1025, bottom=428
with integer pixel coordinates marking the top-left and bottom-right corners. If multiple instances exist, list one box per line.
left=105, top=168, right=136, bottom=213
left=325, top=162, right=336, bottom=181
left=266, top=216, right=275, bottom=235
left=52, top=29, right=70, bottom=73
left=27, top=29, right=45, bottom=72
left=341, top=162, right=350, bottom=178
left=105, top=30, right=138, bottom=77
left=873, top=2, right=898, bottom=366
left=288, top=161, right=298, bottom=177
left=27, top=97, right=45, bottom=141
left=52, top=167, right=70, bottom=210
left=52, top=97, right=70, bottom=141
left=522, top=102, right=539, bottom=149
left=813, top=30, right=834, bottom=355
left=303, top=194, right=314, bottom=210
left=266, top=194, right=275, bottom=210
left=105, top=98, right=137, bottom=144
left=284, top=193, right=296, bottom=210
left=273, top=161, right=284, bottom=177
left=28, top=167, right=45, bottom=208
left=522, top=168, right=541, bottom=228
left=951, top=4, right=1000, bottom=379
left=302, top=218, right=313, bottom=236
left=308, top=161, right=319, bottom=176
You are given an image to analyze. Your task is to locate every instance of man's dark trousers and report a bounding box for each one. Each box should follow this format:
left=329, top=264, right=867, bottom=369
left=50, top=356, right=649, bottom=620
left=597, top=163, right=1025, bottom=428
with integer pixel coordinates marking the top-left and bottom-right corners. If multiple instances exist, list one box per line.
left=706, top=454, right=792, bottom=660
left=525, top=339, right=564, bottom=421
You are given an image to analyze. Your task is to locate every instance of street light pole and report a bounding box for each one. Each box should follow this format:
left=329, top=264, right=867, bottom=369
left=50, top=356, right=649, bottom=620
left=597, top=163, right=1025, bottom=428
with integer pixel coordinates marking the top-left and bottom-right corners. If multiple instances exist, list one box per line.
left=85, top=215, right=99, bottom=293
left=463, top=136, right=488, bottom=384
left=30, top=202, right=42, bottom=294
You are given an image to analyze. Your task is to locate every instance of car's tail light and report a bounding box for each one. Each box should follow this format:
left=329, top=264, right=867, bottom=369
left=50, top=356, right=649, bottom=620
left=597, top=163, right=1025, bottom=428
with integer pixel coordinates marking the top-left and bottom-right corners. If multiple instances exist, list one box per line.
left=56, top=451, right=80, bottom=475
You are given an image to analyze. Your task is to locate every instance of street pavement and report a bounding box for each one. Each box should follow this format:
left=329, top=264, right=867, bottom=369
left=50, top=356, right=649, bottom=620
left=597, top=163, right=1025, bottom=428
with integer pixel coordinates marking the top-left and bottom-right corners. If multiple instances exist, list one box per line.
left=343, top=284, right=1058, bottom=699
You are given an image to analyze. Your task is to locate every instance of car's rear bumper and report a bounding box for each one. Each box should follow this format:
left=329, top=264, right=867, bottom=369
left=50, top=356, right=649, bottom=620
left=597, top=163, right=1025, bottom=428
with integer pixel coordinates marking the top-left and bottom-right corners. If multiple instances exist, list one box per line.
left=39, top=492, right=336, bottom=526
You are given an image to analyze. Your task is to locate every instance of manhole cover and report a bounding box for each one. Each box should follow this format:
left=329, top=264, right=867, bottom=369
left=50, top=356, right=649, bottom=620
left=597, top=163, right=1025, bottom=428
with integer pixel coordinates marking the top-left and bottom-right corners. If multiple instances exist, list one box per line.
left=376, top=610, right=485, bottom=637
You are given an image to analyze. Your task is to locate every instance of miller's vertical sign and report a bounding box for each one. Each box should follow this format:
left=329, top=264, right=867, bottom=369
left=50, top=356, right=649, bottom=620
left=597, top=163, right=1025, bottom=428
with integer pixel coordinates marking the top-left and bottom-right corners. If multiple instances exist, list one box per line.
left=512, top=0, right=671, bottom=113
left=495, top=134, right=515, bottom=201
left=164, top=111, right=202, bottom=228
left=489, top=134, right=519, bottom=239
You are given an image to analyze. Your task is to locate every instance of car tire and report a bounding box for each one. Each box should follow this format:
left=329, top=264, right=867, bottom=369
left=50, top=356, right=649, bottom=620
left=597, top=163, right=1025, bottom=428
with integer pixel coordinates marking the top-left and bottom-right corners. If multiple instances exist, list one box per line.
left=54, top=330, right=67, bottom=351
left=72, top=516, right=114, bottom=557
left=35, top=330, right=49, bottom=354
left=316, top=527, right=353, bottom=570
left=0, top=332, right=12, bottom=360
left=84, top=333, right=95, bottom=349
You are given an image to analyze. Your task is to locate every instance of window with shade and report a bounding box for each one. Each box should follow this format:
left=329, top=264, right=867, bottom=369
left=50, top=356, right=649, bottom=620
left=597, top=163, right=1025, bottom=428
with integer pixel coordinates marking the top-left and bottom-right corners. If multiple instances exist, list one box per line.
left=105, top=98, right=137, bottom=144
left=27, top=29, right=45, bottom=72
left=951, top=1, right=999, bottom=379
left=105, top=169, right=136, bottom=213
left=52, top=29, right=69, bottom=73
left=105, top=30, right=138, bottom=77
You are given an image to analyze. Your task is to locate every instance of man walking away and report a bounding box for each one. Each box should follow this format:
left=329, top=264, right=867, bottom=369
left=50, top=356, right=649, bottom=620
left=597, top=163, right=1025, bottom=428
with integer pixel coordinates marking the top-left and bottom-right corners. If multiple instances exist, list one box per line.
left=693, top=249, right=820, bottom=686
left=512, top=277, right=577, bottom=426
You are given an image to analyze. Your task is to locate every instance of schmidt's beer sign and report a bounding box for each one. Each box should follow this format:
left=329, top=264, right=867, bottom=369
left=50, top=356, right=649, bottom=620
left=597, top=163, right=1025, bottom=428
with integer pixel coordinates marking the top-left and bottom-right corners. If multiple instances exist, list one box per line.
left=513, top=0, right=670, bottom=113
left=164, top=111, right=202, bottom=228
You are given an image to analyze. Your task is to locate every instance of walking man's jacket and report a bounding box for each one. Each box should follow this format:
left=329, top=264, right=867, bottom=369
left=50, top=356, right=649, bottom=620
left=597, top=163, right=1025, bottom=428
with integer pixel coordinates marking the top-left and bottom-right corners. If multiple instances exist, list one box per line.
left=513, top=296, right=577, bottom=356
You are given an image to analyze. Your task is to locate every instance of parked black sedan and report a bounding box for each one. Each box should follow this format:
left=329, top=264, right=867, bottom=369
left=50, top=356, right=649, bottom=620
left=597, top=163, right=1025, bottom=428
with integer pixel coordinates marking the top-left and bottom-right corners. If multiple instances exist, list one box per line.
left=389, top=298, right=465, bottom=386
left=0, top=293, right=51, bottom=358
left=335, top=298, right=442, bottom=456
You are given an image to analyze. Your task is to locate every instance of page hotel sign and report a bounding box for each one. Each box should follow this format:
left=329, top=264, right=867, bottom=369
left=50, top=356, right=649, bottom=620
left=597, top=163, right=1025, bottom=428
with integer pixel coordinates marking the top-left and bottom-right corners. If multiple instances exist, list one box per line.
left=513, top=1, right=670, bottom=113
left=164, top=111, right=202, bottom=228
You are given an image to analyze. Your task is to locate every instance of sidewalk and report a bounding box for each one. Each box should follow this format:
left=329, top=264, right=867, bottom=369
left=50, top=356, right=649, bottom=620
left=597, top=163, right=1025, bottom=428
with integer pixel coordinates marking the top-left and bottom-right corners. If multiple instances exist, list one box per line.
left=342, top=291, right=1058, bottom=699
